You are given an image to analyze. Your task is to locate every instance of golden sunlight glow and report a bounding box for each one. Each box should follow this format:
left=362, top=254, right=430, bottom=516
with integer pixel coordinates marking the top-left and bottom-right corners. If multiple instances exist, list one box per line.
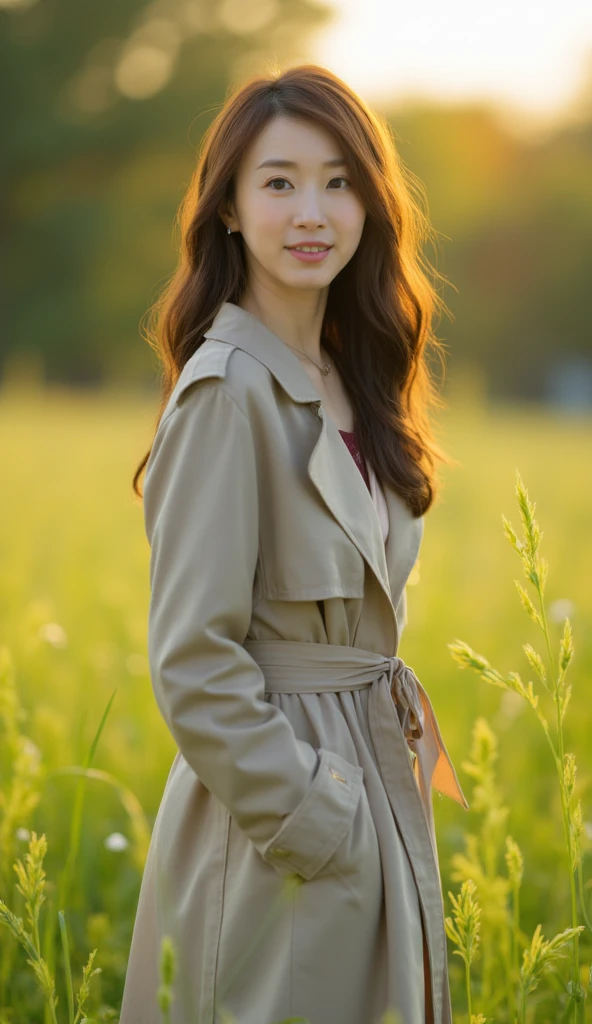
left=311, top=0, right=592, bottom=130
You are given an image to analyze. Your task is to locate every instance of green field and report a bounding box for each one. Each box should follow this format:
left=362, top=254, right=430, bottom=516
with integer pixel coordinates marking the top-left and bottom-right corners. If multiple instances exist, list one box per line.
left=1, top=385, right=591, bottom=1023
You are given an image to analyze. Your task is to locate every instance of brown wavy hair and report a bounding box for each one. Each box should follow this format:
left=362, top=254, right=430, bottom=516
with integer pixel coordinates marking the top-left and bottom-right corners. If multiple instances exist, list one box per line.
left=132, top=61, right=457, bottom=516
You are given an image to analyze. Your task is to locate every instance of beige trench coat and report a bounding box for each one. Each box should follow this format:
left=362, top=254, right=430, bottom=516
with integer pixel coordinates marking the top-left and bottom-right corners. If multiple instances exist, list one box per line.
left=119, top=302, right=469, bottom=1024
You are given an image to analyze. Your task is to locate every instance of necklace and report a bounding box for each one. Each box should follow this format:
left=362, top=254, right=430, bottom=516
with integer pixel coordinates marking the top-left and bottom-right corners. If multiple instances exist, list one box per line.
left=284, top=341, right=331, bottom=376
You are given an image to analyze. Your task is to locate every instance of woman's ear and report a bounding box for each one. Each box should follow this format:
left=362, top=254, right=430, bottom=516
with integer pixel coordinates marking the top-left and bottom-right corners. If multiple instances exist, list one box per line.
left=218, top=200, right=239, bottom=234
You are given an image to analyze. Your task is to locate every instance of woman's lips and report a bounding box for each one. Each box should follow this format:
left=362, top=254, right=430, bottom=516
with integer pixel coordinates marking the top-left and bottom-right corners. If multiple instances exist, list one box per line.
left=286, top=246, right=333, bottom=263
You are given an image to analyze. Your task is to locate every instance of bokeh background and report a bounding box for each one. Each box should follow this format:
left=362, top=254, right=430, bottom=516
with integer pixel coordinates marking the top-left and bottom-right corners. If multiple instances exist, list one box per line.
left=1, top=0, right=591, bottom=1020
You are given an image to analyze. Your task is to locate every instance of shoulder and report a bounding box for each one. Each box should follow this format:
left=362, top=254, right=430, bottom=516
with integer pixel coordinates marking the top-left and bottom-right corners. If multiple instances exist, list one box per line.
left=158, top=339, right=276, bottom=431
left=144, top=341, right=269, bottom=501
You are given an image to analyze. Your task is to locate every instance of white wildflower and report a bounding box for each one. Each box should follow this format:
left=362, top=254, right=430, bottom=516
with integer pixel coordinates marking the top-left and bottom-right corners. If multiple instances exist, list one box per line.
left=104, top=832, right=129, bottom=852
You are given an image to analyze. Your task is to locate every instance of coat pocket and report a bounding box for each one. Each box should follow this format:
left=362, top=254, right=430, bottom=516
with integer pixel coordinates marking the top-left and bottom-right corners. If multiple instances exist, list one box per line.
left=313, top=779, right=381, bottom=897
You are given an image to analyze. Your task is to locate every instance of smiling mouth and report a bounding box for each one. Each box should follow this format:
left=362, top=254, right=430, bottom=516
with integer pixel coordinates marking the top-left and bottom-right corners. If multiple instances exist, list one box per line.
left=286, top=245, right=333, bottom=253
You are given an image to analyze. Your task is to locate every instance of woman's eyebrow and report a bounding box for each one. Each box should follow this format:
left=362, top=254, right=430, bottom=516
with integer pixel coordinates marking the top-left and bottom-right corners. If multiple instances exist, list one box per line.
left=256, top=157, right=348, bottom=170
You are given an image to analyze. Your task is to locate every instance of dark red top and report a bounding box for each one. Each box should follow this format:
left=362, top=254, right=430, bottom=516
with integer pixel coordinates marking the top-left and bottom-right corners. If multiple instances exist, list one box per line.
left=338, top=429, right=371, bottom=492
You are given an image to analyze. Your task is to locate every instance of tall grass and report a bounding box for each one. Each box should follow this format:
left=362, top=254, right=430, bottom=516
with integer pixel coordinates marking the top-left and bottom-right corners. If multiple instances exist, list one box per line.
left=0, top=660, right=111, bottom=1022
left=0, top=389, right=590, bottom=1021
left=446, top=472, right=590, bottom=1022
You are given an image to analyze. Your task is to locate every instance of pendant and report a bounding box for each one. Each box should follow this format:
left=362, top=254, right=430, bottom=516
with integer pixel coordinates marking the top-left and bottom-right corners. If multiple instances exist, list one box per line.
left=322, top=364, right=330, bottom=375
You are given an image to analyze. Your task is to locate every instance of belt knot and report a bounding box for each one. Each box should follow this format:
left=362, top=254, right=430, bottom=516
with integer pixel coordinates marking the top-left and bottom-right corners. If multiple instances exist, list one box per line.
left=387, top=656, right=425, bottom=743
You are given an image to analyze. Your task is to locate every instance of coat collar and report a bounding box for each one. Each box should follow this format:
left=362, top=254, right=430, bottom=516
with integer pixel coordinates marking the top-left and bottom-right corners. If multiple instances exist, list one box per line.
left=204, top=302, right=423, bottom=636
left=204, top=301, right=321, bottom=404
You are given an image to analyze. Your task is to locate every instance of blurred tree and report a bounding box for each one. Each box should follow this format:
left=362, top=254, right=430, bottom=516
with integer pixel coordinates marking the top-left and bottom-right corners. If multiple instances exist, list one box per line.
left=1, top=4, right=591, bottom=397
left=0, top=0, right=333, bottom=383
left=385, top=65, right=592, bottom=402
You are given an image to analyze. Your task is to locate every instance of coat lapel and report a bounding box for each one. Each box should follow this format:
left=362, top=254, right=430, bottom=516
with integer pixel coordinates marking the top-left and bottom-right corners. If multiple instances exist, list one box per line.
left=203, top=302, right=421, bottom=620
left=307, top=398, right=393, bottom=603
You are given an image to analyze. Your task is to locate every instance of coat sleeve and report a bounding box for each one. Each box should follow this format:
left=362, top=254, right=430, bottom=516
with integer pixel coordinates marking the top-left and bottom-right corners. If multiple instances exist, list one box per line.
left=143, top=380, right=364, bottom=882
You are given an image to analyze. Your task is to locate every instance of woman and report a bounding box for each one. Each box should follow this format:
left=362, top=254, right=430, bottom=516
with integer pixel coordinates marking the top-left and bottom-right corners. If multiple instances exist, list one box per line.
left=121, top=63, right=469, bottom=1024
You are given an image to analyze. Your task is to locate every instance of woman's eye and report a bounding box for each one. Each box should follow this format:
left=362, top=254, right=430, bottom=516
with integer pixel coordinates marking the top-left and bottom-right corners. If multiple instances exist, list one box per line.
left=265, top=176, right=350, bottom=191
left=267, top=177, right=292, bottom=191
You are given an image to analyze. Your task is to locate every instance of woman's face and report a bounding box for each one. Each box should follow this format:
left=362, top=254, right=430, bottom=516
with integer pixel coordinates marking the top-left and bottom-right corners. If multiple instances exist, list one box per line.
left=224, top=114, right=366, bottom=299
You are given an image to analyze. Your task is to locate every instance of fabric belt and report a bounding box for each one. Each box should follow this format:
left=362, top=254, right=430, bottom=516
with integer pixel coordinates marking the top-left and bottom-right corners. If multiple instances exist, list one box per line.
left=243, top=640, right=469, bottom=829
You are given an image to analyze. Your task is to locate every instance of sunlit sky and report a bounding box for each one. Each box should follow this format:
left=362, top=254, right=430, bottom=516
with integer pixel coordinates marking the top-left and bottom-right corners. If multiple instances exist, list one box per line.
left=311, top=0, right=592, bottom=130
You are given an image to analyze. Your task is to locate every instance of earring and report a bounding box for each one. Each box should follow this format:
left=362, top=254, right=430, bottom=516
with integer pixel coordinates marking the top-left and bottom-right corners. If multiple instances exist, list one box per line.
left=227, top=227, right=232, bottom=234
